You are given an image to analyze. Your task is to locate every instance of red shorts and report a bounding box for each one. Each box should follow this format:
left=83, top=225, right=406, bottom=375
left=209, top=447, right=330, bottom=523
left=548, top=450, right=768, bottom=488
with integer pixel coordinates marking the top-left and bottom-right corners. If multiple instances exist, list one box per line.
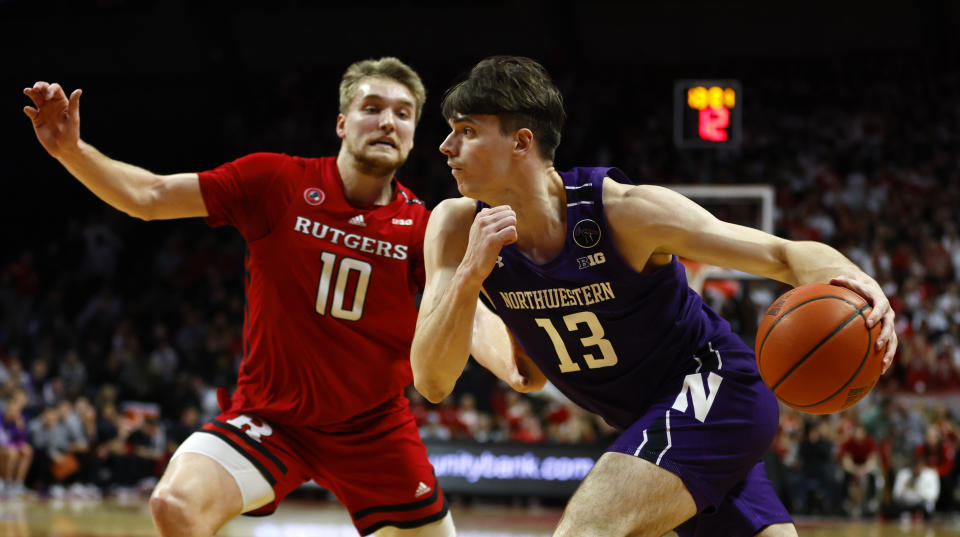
left=199, top=394, right=447, bottom=535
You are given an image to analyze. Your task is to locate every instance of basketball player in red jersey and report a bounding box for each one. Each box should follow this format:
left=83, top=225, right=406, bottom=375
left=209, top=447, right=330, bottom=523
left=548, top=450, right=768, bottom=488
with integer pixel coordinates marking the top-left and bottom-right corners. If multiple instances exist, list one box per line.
left=23, top=58, right=529, bottom=537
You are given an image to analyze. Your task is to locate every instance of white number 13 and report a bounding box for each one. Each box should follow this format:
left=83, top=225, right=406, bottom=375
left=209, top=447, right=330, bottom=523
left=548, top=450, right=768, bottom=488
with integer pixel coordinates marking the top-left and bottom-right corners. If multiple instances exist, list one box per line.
left=535, top=311, right=619, bottom=373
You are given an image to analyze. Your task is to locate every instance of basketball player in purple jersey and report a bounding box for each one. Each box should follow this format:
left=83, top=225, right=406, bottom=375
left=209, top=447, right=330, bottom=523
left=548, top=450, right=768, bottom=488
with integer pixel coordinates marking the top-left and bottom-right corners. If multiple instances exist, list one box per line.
left=411, top=56, right=898, bottom=537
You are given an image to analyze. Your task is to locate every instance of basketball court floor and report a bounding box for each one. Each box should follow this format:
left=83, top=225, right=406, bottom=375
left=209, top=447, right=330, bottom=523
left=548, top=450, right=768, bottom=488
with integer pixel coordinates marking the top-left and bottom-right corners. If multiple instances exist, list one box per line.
left=4, top=498, right=960, bottom=537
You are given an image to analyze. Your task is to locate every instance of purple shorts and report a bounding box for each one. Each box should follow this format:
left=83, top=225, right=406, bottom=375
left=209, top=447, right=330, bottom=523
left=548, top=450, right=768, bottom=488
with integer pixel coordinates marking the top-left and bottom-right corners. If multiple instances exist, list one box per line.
left=607, top=341, right=792, bottom=536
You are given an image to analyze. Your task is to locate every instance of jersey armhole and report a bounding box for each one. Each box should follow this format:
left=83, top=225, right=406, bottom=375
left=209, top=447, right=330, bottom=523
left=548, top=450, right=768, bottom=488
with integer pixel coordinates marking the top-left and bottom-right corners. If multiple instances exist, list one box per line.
left=479, top=286, right=500, bottom=316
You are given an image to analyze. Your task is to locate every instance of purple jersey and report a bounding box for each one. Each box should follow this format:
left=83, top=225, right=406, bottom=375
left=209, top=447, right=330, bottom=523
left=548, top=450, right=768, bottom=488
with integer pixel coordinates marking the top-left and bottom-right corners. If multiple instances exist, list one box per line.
left=480, top=167, right=752, bottom=429
left=479, top=167, right=791, bottom=533
left=1, top=413, right=28, bottom=446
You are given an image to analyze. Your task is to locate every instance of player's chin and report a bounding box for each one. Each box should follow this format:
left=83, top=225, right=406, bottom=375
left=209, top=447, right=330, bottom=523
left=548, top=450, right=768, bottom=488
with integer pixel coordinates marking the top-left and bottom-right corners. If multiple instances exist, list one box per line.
left=361, top=150, right=407, bottom=173
left=455, top=178, right=479, bottom=199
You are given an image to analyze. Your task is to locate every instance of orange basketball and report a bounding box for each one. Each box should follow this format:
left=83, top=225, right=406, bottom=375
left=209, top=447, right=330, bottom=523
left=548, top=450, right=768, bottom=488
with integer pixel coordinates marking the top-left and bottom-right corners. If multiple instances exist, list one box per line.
left=755, top=283, right=883, bottom=414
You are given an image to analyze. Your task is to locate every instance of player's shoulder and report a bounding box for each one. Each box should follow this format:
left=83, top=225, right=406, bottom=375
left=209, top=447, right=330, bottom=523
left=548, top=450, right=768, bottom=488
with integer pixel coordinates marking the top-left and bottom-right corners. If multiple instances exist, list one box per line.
left=430, top=197, right=477, bottom=230
left=422, top=198, right=475, bottom=265
left=603, top=179, right=683, bottom=225
left=234, top=151, right=297, bottom=165
left=223, top=152, right=311, bottom=177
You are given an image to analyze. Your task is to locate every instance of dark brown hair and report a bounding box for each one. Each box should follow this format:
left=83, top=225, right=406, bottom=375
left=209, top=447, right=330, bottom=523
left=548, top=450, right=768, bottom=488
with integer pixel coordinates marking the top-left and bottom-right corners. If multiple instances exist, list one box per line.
left=442, top=56, right=565, bottom=161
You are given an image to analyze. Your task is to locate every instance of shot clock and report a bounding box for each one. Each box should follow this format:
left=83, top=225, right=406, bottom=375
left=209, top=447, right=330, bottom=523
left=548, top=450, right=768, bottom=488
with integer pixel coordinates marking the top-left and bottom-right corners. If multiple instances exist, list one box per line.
left=674, top=80, right=741, bottom=148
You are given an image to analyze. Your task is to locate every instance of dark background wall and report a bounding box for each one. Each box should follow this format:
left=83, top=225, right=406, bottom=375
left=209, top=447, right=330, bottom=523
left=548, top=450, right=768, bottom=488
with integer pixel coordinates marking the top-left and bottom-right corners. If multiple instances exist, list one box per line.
left=2, top=0, right=958, bottom=259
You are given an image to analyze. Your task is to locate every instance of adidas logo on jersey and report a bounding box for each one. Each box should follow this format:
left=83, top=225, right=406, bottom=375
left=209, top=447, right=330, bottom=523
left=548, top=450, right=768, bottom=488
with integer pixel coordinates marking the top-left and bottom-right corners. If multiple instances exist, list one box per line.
left=348, top=214, right=366, bottom=226
left=414, top=481, right=432, bottom=498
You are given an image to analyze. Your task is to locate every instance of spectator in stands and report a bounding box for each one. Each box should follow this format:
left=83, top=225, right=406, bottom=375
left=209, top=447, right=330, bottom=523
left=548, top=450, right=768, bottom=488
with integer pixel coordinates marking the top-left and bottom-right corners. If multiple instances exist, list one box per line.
left=473, top=413, right=507, bottom=444
left=795, top=419, right=840, bottom=514
left=28, top=406, right=78, bottom=494
left=166, top=405, right=199, bottom=452
left=59, top=350, right=87, bottom=400
left=916, top=423, right=955, bottom=513
left=456, top=393, right=481, bottom=438
left=1, top=388, right=33, bottom=497
left=887, top=455, right=940, bottom=521
left=838, top=424, right=882, bottom=517
left=125, top=417, right=165, bottom=492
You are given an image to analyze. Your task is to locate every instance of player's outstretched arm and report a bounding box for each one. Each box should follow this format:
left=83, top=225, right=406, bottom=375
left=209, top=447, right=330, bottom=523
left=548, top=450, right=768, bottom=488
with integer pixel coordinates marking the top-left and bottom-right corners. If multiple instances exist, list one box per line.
left=605, top=180, right=897, bottom=372
left=23, top=81, right=206, bottom=221
left=411, top=198, right=527, bottom=402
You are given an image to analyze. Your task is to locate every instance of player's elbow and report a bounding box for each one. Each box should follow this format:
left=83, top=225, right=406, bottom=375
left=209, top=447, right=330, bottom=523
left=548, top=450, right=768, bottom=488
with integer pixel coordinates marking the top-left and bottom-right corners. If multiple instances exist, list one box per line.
left=121, top=187, right=159, bottom=221
left=129, top=175, right=177, bottom=221
left=522, top=375, right=547, bottom=393
left=413, top=375, right=453, bottom=404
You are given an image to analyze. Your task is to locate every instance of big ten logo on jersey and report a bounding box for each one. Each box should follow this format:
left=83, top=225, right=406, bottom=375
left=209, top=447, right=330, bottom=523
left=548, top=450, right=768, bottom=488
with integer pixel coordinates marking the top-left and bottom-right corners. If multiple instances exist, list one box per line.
left=391, top=218, right=413, bottom=226
left=576, top=252, right=606, bottom=269
left=226, top=415, right=274, bottom=443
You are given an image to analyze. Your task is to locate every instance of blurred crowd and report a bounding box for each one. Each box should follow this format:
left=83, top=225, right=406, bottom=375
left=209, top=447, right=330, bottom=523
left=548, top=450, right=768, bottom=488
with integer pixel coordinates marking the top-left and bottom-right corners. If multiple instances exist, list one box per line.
left=2, top=56, right=959, bottom=516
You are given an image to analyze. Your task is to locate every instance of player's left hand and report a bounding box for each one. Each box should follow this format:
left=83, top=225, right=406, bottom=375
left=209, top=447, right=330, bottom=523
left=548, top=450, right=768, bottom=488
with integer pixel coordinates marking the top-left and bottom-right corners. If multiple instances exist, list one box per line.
left=830, top=276, right=898, bottom=374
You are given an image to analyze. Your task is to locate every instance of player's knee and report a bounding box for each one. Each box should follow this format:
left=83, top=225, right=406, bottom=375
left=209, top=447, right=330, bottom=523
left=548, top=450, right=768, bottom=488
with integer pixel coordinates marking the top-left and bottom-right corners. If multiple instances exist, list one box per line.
left=150, top=483, right=197, bottom=529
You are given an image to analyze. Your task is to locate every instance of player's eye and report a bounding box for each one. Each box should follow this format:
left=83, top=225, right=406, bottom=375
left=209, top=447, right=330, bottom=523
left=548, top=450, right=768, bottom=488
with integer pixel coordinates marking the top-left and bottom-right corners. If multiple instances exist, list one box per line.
left=364, top=106, right=379, bottom=113
left=462, top=127, right=473, bottom=136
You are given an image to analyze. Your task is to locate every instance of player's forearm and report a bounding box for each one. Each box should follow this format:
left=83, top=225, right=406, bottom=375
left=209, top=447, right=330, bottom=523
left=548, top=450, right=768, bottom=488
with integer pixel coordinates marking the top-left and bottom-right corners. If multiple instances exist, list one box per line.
left=54, top=140, right=161, bottom=220
left=411, top=272, right=483, bottom=403
left=782, top=241, right=872, bottom=286
left=470, top=304, right=521, bottom=384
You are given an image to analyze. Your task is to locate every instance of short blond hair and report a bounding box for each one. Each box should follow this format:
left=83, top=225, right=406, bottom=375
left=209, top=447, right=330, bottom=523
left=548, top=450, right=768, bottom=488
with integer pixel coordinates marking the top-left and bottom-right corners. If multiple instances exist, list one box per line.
left=339, top=57, right=426, bottom=123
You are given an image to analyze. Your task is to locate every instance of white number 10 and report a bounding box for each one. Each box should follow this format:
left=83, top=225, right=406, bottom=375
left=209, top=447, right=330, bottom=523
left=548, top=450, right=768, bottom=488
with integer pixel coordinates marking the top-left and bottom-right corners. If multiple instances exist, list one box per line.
left=316, top=252, right=371, bottom=321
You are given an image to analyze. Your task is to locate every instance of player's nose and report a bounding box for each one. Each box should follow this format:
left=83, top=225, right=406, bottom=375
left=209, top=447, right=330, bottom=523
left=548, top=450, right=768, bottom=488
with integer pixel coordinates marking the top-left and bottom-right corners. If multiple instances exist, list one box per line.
left=439, top=133, right=456, bottom=156
left=379, top=109, right=396, bottom=131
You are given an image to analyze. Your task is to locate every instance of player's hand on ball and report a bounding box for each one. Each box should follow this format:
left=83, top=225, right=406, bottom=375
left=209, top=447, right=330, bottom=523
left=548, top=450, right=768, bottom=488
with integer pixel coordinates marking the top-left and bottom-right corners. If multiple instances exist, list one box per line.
left=23, top=81, right=82, bottom=159
left=830, top=276, right=898, bottom=374
left=460, top=205, right=518, bottom=285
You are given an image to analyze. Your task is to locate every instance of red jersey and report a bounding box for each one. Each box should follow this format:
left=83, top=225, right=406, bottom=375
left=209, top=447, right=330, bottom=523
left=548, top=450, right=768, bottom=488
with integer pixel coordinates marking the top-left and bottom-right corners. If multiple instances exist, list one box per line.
left=198, top=153, right=429, bottom=426
left=838, top=436, right=877, bottom=465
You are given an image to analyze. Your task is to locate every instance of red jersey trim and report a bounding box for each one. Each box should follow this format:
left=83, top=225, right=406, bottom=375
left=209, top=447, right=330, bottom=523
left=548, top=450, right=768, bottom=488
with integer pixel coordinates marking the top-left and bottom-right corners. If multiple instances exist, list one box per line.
left=357, top=498, right=448, bottom=535
left=351, top=474, right=441, bottom=519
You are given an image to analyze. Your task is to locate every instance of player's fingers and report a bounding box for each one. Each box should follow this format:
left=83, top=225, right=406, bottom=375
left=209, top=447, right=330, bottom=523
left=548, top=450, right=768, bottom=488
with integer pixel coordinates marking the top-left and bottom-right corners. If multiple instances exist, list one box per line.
left=479, top=212, right=517, bottom=233
left=831, top=276, right=885, bottom=327
left=68, top=88, right=82, bottom=115
left=33, top=81, right=49, bottom=94
left=46, top=82, right=67, bottom=101
left=501, top=226, right=518, bottom=245
left=478, top=205, right=512, bottom=216
left=865, top=295, right=889, bottom=329
left=24, top=87, right=44, bottom=107
left=44, top=83, right=59, bottom=100
left=23, top=106, right=39, bottom=121
left=875, top=311, right=893, bottom=350
left=489, top=225, right=516, bottom=242
left=882, top=332, right=898, bottom=374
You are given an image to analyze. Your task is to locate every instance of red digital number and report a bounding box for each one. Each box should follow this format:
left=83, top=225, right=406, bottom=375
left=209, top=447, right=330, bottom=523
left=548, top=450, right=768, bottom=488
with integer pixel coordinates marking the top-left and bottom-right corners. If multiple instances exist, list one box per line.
left=698, top=106, right=730, bottom=142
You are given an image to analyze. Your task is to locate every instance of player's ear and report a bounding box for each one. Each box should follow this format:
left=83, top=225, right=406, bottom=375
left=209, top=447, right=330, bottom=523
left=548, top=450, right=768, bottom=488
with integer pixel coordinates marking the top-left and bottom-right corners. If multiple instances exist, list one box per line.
left=335, top=114, right=346, bottom=139
left=514, top=128, right=533, bottom=155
